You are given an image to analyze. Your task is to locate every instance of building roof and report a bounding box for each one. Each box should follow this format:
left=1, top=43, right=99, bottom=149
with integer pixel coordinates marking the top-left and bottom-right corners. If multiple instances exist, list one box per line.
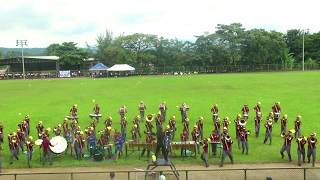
left=24, top=56, right=59, bottom=60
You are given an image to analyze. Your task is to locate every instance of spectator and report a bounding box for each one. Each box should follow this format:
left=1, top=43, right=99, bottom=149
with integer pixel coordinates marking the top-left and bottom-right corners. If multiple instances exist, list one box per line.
left=110, top=172, right=117, bottom=180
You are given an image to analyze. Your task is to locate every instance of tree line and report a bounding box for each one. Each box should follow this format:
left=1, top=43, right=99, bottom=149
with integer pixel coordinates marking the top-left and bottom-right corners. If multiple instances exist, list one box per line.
left=31, top=23, right=320, bottom=70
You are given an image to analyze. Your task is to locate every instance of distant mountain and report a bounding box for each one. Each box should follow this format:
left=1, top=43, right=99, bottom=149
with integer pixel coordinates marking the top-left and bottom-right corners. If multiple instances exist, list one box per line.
left=0, top=47, right=46, bottom=57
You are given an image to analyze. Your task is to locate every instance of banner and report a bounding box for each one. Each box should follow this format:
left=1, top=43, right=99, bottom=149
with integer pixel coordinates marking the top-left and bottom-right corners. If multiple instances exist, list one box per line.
left=59, top=70, right=71, bottom=78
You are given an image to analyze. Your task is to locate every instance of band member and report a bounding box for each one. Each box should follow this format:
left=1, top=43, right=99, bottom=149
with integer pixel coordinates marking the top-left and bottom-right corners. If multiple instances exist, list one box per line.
left=263, top=119, right=273, bottom=145
left=70, top=104, right=78, bottom=118
left=296, top=135, right=307, bottom=166
left=74, top=131, right=85, bottom=160
left=210, top=129, right=221, bottom=156
left=211, top=104, right=219, bottom=121
left=214, top=117, right=221, bottom=134
left=280, top=114, right=288, bottom=135
left=131, top=124, right=140, bottom=142
left=180, top=130, right=189, bottom=157
left=9, top=135, right=19, bottom=164
left=201, top=138, right=210, bottom=167
left=138, top=101, right=147, bottom=120
left=307, top=133, right=317, bottom=167
left=294, top=116, right=302, bottom=138
left=266, top=112, right=274, bottom=122
left=92, top=104, right=100, bottom=121
left=159, top=102, right=168, bottom=122
left=179, top=103, right=189, bottom=122
left=240, top=127, right=250, bottom=154
left=53, top=124, right=62, bottom=136
left=253, top=102, right=262, bottom=120
left=120, top=117, right=128, bottom=140
left=280, top=130, right=293, bottom=162
left=87, top=129, right=97, bottom=155
left=241, top=104, right=249, bottom=120
left=114, top=131, right=125, bottom=160
left=36, top=121, right=44, bottom=139
left=0, top=124, right=3, bottom=145
left=191, top=125, right=200, bottom=149
left=25, top=136, right=34, bottom=168
left=155, top=122, right=168, bottom=161
left=119, top=105, right=127, bottom=119
left=183, top=118, right=189, bottom=133
left=220, top=134, right=234, bottom=167
left=16, top=128, right=25, bottom=151
left=105, top=116, right=113, bottom=127
left=163, top=126, right=172, bottom=161
left=254, top=113, right=261, bottom=138
left=62, top=118, right=69, bottom=137
left=145, top=117, right=154, bottom=134
left=24, top=115, right=31, bottom=135
left=155, top=112, right=163, bottom=125
left=196, top=117, right=204, bottom=140
left=254, top=102, right=262, bottom=137
left=41, top=135, right=54, bottom=165
left=141, top=131, right=155, bottom=157
left=22, top=120, right=29, bottom=137
left=222, top=127, right=229, bottom=137
left=65, top=129, right=73, bottom=156
left=272, top=102, right=281, bottom=123
left=133, top=115, right=141, bottom=131
left=169, top=116, right=177, bottom=140
left=222, top=117, right=230, bottom=130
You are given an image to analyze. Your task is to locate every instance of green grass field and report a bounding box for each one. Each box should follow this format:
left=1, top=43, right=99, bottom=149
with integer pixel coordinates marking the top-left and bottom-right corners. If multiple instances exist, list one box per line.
left=1, top=71, right=320, bottom=168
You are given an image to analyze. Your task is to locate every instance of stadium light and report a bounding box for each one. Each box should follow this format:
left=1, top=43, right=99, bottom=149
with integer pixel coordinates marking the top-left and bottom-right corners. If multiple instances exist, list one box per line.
left=302, top=29, right=309, bottom=71
left=16, top=40, right=28, bottom=79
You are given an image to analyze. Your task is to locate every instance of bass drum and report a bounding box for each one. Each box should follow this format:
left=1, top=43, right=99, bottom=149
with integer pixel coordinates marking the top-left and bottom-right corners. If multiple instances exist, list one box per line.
left=50, top=136, right=68, bottom=154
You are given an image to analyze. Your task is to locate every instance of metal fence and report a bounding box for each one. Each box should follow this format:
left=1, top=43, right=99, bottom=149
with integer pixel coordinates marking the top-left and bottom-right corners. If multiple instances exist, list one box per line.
left=1, top=167, right=320, bottom=180
left=0, top=63, right=319, bottom=80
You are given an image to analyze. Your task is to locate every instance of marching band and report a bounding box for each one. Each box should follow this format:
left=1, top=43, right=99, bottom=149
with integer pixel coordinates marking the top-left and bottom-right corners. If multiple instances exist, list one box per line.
left=0, top=101, right=318, bottom=169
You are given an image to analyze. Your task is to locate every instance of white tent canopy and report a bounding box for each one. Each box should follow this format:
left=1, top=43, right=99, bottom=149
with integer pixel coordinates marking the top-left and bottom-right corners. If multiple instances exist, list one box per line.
left=107, top=64, right=135, bottom=72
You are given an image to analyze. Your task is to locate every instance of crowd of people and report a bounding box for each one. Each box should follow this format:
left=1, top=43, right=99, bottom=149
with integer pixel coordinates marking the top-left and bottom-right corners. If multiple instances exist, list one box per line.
left=0, top=101, right=317, bottom=168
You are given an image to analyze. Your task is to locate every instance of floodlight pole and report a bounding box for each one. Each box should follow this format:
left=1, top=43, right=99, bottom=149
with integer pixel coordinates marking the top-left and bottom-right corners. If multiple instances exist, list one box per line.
left=302, top=29, right=309, bottom=71
left=16, top=40, right=28, bottom=79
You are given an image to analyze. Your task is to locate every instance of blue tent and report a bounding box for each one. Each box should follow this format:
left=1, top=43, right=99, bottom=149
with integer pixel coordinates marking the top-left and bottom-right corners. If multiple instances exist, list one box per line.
left=89, top=63, right=108, bottom=71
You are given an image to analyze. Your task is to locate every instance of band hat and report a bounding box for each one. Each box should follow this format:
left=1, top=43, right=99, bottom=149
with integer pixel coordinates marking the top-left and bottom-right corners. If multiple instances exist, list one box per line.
left=194, top=125, right=198, bottom=129
left=224, top=117, right=229, bottom=120
left=297, top=115, right=302, bottom=120
left=185, top=118, right=189, bottom=122
left=223, top=127, right=228, bottom=130
left=207, top=138, right=211, bottom=142
left=58, top=124, right=62, bottom=127
left=64, top=118, right=68, bottom=121
left=39, top=121, right=43, bottom=124
left=172, top=116, right=176, bottom=119
left=90, top=127, right=94, bottom=130
left=140, top=101, right=144, bottom=103
left=29, top=136, right=33, bottom=140
left=310, top=132, right=316, bottom=137
left=200, top=116, right=204, bottom=120
left=46, top=127, right=51, bottom=132
left=133, top=124, right=138, bottom=128
left=289, top=129, right=295, bottom=134
left=257, top=102, right=261, bottom=105
left=284, top=114, right=288, bottom=119
left=166, top=125, right=170, bottom=129
left=239, top=119, right=247, bottom=126
left=80, top=131, right=84, bottom=135
left=237, top=114, right=241, bottom=118
left=214, top=104, right=218, bottom=107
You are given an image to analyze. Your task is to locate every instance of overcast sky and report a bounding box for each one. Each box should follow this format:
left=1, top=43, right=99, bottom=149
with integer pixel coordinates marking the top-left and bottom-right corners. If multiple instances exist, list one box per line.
left=0, top=0, right=319, bottom=47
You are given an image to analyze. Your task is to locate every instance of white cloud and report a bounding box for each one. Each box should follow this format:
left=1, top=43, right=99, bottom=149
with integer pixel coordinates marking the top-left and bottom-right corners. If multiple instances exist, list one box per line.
left=0, top=0, right=319, bottom=47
